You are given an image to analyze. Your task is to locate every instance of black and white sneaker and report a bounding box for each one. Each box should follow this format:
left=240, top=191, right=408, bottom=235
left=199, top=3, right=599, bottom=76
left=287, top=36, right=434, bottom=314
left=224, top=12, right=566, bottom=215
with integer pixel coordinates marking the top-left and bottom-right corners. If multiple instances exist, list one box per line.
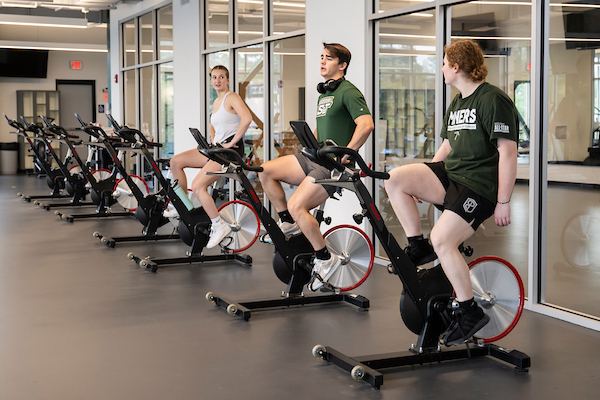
left=405, top=239, right=437, bottom=266
left=440, top=305, right=490, bottom=346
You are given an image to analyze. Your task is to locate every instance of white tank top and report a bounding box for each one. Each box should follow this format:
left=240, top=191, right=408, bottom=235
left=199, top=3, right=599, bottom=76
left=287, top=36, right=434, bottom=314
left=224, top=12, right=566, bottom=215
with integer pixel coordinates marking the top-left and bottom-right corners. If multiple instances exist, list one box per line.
left=210, top=92, right=242, bottom=144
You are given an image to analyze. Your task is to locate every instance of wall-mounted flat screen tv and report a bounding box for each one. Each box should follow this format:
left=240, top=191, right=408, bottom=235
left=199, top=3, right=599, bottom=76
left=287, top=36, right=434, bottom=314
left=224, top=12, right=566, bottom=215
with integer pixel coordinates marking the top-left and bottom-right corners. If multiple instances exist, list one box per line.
left=0, top=49, right=49, bottom=78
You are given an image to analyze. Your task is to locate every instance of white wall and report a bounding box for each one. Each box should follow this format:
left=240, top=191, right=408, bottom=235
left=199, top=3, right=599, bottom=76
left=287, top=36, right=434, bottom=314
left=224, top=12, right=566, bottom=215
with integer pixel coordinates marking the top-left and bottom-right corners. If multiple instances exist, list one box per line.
left=0, top=50, right=108, bottom=142
left=305, top=0, right=370, bottom=230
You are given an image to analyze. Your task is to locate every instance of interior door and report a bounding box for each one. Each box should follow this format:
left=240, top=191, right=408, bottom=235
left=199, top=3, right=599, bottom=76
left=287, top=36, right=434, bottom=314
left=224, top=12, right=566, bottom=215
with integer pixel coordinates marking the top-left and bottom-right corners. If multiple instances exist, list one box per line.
left=56, top=80, right=95, bottom=130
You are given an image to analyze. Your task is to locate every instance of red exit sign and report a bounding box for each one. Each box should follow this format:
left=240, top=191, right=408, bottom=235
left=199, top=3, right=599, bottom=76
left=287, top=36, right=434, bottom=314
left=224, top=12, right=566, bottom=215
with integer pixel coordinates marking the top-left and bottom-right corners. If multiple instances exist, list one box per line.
left=70, top=61, right=83, bottom=70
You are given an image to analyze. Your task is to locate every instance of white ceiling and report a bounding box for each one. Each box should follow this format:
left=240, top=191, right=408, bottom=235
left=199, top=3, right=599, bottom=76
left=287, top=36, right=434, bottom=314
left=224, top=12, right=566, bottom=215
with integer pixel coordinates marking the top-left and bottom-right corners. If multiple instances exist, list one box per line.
left=0, top=1, right=134, bottom=12
left=0, top=1, right=141, bottom=51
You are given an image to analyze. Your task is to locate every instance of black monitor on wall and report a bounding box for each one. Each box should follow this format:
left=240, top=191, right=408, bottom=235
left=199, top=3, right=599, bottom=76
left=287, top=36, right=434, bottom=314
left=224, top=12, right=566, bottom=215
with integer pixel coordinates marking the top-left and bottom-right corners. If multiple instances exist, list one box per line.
left=564, top=8, right=600, bottom=50
left=0, top=49, right=49, bottom=78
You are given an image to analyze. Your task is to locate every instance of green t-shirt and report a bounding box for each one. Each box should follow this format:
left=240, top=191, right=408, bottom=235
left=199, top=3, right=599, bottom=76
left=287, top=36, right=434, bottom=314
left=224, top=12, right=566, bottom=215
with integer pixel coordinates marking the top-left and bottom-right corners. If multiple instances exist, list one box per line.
left=316, top=80, right=371, bottom=146
left=440, top=82, right=519, bottom=202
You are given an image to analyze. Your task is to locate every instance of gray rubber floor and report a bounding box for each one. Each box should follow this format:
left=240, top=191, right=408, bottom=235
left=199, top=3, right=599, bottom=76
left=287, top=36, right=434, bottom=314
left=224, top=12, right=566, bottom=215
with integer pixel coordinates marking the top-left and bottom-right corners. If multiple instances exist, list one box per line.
left=1, top=174, right=598, bottom=399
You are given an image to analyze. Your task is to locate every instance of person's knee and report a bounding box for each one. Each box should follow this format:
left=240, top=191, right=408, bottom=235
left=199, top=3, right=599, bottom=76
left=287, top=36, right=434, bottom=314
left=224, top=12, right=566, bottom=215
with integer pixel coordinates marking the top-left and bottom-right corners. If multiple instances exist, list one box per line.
left=287, top=195, right=306, bottom=221
left=169, top=153, right=185, bottom=171
left=430, top=228, right=454, bottom=257
left=191, top=178, right=208, bottom=196
left=385, top=167, right=408, bottom=193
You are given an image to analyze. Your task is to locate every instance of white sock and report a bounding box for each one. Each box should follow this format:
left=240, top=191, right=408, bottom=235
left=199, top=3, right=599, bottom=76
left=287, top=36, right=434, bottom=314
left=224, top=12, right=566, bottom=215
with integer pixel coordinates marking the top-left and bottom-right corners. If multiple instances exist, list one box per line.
left=211, top=216, right=221, bottom=225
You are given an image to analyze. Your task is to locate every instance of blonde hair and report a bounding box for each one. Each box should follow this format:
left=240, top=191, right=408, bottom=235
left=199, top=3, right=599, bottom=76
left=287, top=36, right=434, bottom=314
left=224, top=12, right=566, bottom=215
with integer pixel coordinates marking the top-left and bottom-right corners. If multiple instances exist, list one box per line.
left=444, top=40, right=488, bottom=82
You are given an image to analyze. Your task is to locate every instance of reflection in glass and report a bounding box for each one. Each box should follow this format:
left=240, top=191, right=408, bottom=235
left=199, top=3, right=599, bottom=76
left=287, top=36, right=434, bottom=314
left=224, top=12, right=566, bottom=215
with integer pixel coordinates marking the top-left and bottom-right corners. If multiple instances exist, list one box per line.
left=124, top=69, right=136, bottom=128
left=140, top=66, right=155, bottom=142
left=140, top=12, right=154, bottom=64
left=378, top=1, right=433, bottom=13
left=237, top=44, right=264, bottom=196
left=449, top=1, right=531, bottom=296
left=545, top=1, right=600, bottom=318
left=158, top=5, right=173, bottom=60
left=273, top=36, right=305, bottom=159
left=159, top=63, right=174, bottom=158
left=237, top=0, right=263, bottom=43
left=378, top=12, right=436, bottom=255
left=207, top=0, right=229, bottom=48
left=123, top=19, right=136, bottom=67
left=273, top=0, right=305, bottom=34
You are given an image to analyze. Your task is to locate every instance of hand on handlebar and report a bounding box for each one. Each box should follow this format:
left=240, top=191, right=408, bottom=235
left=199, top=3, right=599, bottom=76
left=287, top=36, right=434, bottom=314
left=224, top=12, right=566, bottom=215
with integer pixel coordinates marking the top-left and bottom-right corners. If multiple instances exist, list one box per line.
left=220, top=141, right=238, bottom=149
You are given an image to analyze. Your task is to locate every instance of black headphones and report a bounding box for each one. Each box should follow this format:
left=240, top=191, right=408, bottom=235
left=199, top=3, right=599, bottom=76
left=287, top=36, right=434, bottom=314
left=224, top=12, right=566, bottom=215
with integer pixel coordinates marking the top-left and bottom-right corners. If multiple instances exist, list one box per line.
left=317, top=77, right=345, bottom=94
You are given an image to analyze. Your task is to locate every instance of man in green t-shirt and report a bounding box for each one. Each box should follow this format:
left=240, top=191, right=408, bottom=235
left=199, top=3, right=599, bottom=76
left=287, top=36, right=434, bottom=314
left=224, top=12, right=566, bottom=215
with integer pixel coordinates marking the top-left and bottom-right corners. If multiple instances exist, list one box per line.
left=384, top=40, right=519, bottom=346
left=259, top=43, right=373, bottom=290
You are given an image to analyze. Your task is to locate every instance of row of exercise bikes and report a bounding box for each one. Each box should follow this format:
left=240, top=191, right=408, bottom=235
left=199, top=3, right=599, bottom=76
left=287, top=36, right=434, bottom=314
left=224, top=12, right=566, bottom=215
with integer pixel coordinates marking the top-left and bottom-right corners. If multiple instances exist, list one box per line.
left=6, top=113, right=530, bottom=389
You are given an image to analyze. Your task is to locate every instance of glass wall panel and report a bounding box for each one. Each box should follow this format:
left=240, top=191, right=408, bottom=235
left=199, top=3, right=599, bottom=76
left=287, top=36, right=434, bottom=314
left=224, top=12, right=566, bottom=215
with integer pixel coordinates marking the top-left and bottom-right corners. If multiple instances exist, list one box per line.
left=377, top=12, right=437, bottom=252
left=207, top=52, right=231, bottom=113
left=449, top=1, right=531, bottom=294
left=158, top=5, right=173, bottom=60
left=378, top=1, right=433, bottom=13
left=237, top=44, right=265, bottom=196
left=124, top=69, right=136, bottom=128
left=140, top=66, right=155, bottom=141
left=140, top=12, right=154, bottom=64
left=272, top=36, right=305, bottom=201
left=545, top=1, right=600, bottom=317
left=159, top=62, right=174, bottom=158
left=237, top=0, right=263, bottom=43
left=207, top=0, right=230, bottom=48
left=123, top=19, right=136, bottom=67
left=273, top=0, right=305, bottom=34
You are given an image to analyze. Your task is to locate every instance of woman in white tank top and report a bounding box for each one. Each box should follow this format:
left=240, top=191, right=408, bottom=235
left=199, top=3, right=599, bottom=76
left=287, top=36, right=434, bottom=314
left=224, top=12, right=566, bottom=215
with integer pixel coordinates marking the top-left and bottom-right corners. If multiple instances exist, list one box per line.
left=168, top=65, right=252, bottom=248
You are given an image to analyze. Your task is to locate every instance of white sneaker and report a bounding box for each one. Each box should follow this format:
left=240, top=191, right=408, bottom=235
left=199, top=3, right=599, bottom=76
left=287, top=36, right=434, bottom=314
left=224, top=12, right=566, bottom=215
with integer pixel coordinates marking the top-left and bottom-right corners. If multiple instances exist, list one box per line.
left=278, top=220, right=302, bottom=237
left=206, top=220, right=232, bottom=249
left=309, top=253, right=342, bottom=291
left=163, top=207, right=179, bottom=219
left=262, top=220, right=301, bottom=243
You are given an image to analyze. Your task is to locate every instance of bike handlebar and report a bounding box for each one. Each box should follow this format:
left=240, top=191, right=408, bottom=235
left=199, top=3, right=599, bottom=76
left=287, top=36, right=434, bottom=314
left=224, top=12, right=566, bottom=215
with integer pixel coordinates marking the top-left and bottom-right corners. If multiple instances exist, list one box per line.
left=4, top=114, right=24, bottom=131
left=317, top=146, right=390, bottom=180
left=201, top=147, right=263, bottom=173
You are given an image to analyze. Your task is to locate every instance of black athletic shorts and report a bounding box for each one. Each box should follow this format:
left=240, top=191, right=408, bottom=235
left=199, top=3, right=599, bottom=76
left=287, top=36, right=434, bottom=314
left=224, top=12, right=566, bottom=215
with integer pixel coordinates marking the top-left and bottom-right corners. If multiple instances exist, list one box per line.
left=294, top=153, right=337, bottom=197
left=425, top=161, right=495, bottom=231
left=220, top=135, right=245, bottom=162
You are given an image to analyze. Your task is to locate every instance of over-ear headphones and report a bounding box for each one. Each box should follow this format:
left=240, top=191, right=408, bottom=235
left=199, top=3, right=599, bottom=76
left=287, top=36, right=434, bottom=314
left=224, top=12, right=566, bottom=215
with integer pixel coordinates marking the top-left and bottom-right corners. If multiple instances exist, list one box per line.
left=317, top=77, right=345, bottom=94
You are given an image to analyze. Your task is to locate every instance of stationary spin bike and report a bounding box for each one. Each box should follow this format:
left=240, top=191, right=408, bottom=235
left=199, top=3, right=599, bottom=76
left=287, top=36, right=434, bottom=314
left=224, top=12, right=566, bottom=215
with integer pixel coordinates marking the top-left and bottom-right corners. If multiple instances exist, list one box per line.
left=113, top=120, right=257, bottom=272
left=306, top=138, right=529, bottom=389
left=74, top=114, right=179, bottom=247
left=4, top=114, right=70, bottom=202
left=196, top=123, right=373, bottom=321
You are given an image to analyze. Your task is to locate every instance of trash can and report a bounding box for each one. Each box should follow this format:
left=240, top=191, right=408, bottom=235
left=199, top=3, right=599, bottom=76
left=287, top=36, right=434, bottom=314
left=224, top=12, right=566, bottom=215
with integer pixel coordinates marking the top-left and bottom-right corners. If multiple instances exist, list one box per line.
left=0, top=142, right=19, bottom=175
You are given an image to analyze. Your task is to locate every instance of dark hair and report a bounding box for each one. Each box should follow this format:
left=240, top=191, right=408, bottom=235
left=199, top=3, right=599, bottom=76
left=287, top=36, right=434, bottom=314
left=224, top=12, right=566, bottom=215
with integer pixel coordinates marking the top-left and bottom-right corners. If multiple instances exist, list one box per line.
left=210, top=65, right=229, bottom=78
left=444, top=40, right=488, bottom=82
left=323, top=43, right=351, bottom=75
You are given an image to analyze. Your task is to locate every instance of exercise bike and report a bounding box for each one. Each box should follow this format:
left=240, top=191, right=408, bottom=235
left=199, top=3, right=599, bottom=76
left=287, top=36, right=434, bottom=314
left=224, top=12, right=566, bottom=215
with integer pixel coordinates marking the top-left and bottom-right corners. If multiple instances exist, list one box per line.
left=19, top=116, right=96, bottom=209
left=73, top=114, right=180, bottom=247
left=196, top=123, right=373, bottom=320
left=33, top=116, right=134, bottom=222
left=304, top=136, right=529, bottom=388
left=111, top=119, right=257, bottom=273
left=4, top=114, right=71, bottom=202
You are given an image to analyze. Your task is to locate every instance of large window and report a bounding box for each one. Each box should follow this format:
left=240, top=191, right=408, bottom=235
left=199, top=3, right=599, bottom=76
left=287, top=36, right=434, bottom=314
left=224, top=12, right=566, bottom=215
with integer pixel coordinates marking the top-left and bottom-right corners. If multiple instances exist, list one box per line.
left=545, top=1, right=600, bottom=318
left=273, top=0, right=305, bottom=33
left=238, top=44, right=265, bottom=196
left=202, top=1, right=305, bottom=203
left=120, top=4, right=174, bottom=158
left=207, top=0, right=229, bottom=48
left=448, top=0, right=532, bottom=298
left=377, top=11, right=437, bottom=250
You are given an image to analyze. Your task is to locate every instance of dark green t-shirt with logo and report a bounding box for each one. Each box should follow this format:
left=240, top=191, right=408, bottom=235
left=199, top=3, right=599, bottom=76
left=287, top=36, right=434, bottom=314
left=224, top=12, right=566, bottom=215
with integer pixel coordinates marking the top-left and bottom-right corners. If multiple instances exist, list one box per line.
left=316, top=80, right=371, bottom=147
left=440, top=82, right=519, bottom=202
